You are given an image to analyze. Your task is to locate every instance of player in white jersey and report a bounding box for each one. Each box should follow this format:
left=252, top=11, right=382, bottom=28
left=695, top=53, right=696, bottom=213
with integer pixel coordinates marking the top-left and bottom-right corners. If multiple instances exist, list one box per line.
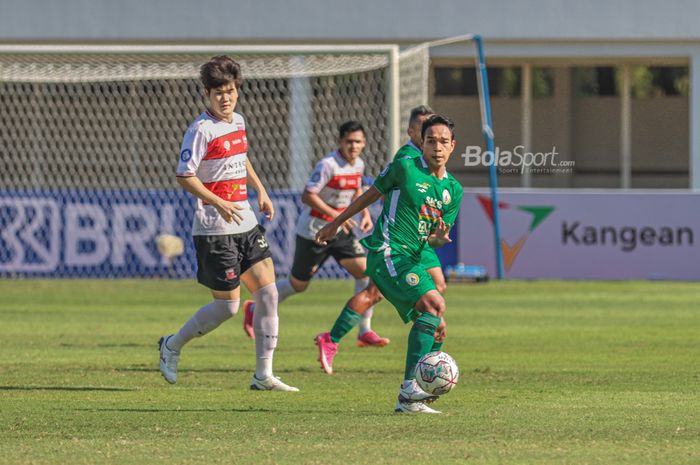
left=242, top=121, right=391, bottom=349
left=158, top=55, right=298, bottom=392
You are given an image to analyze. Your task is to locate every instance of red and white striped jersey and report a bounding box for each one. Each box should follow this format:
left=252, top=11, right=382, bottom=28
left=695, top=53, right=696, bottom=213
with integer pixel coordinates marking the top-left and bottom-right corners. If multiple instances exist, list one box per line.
left=176, top=111, right=258, bottom=235
left=296, top=150, right=364, bottom=239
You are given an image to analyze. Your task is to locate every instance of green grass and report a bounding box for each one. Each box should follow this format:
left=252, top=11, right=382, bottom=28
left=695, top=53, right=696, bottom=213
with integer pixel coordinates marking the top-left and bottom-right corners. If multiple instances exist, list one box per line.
left=1, top=279, right=698, bottom=465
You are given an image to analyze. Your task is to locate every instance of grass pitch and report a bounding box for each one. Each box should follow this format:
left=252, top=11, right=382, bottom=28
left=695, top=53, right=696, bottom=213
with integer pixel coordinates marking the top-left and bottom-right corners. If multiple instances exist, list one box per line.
left=1, top=279, right=698, bottom=464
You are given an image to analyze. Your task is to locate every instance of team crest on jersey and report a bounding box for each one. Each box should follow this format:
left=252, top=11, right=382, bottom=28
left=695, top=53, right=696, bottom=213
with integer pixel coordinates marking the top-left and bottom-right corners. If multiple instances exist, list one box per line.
left=180, top=149, right=192, bottom=162
left=225, top=268, right=237, bottom=280
left=416, top=182, right=430, bottom=193
left=406, top=272, right=420, bottom=286
left=442, top=189, right=451, bottom=205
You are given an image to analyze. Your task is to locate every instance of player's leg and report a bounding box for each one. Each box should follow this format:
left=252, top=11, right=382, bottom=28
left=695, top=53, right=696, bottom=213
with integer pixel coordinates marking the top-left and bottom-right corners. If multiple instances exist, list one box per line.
left=314, top=279, right=383, bottom=374
left=339, top=256, right=390, bottom=348
left=393, top=290, right=445, bottom=414
left=425, top=266, right=446, bottom=352
left=366, top=253, right=444, bottom=413
left=421, top=247, right=446, bottom=351
left=242, top=235, right=327, bottom=338
left=159, top=235, right=242, bottom=384
left=427, top=267, right=447, bottom=295
left=421, top=246, right=446, bottom=295
left=240, top=226, right=298, bottom=391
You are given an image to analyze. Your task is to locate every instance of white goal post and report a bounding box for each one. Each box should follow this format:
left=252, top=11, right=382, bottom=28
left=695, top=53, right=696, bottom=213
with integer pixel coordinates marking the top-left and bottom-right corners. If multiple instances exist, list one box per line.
left=0, top=42, right=428, bottom=278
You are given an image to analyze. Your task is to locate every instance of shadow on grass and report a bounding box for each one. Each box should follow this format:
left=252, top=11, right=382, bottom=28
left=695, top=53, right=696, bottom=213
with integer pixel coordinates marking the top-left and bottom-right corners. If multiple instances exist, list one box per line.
left=78, top=407, right=275, bottom=413
left=0, top=385, right=136, bottom=392
left=118, top=366, right=399, bottom=375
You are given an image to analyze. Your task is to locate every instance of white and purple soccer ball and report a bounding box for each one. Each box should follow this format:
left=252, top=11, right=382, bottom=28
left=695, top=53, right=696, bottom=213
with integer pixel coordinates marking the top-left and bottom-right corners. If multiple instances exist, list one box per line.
left=414, top=351, right=459, bottom=396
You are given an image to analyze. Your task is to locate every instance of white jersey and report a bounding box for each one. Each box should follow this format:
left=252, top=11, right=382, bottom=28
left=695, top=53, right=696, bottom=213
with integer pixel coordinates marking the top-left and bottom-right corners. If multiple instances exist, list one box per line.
left=296, top=150, right=364, bottom=240
left=176, top=111, right=258, bottom=236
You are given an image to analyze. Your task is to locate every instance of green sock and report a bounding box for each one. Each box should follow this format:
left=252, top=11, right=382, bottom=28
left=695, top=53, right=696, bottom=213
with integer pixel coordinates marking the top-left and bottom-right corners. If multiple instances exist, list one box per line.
left=431, top=341, right=443, bottom=352
left=329, top=306, right=362, bottom=343
left=404, top=312, right=441, bottom=380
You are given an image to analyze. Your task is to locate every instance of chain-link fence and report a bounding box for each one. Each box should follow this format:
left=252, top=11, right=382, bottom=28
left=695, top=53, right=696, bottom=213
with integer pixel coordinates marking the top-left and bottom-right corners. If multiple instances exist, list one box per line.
left=0, top=45, right=427, bottom=278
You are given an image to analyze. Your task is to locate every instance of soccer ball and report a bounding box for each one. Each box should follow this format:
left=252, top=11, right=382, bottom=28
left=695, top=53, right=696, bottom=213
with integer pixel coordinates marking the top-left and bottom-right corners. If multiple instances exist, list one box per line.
left=414, top=351, right=459, bottom=396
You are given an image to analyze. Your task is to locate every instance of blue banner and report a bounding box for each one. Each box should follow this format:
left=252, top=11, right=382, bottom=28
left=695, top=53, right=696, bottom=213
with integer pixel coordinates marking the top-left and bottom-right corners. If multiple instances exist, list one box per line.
left=0, top=189, right=391, bottom=279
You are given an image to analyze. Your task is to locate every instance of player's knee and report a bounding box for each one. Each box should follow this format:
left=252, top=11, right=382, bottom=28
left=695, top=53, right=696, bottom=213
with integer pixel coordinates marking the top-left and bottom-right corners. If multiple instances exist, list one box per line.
left=366, top=285, right=383, bottom=305
left=213, top=298, right=240, bottom=317
left=255, top=283, right=278, bottom=314
left=416, top=292, right=445, bottom=317
left=290, top=277, right=309, bottom=293
left=435, top=281, right=447, bottom=295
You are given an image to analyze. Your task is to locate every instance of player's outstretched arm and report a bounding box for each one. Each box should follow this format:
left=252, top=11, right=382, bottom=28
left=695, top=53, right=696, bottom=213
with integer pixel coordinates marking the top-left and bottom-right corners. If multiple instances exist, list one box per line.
left=177, top=175, right=244, bottom=224
left=316, top=186, right=382, bottom=244
left=246, top=159, right=274, bottom=221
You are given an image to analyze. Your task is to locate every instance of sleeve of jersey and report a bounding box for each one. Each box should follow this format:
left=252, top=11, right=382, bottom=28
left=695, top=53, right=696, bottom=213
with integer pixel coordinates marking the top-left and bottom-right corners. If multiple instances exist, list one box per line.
left=442, top=184, right=464, bottom=227
left=305, top=160, right=332, bottom=193
left=372, top=159, right=403, bottom=194
left=176, top=126, right=208, bottom=177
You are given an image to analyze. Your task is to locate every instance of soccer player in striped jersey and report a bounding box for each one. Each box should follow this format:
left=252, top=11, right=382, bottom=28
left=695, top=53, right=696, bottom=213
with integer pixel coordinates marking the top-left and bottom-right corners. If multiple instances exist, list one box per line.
left=242, top=121, right=391, bottom=348
left=158, top=55, right=298, bottom=392
left=315, top=115, right=463, bottom=413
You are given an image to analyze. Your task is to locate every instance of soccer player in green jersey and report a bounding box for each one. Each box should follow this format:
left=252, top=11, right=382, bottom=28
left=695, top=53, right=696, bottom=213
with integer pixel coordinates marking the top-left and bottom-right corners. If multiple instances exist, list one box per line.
left=391, top=105, right=447, bottom=295
left=315, top=114, right=463, bottom=414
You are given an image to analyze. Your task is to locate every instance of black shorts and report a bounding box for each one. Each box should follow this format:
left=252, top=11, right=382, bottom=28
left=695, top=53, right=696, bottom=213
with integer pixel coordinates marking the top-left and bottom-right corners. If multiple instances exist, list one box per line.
left=290, top=231, right=366, bottom=281
left=193, top=225, right=273, bottom=291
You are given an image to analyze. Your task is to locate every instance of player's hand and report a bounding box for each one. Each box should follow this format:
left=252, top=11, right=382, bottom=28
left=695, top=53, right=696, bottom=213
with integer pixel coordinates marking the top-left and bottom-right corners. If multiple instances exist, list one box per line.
left=340, top=217, right=358, bottom=234
left=428, top=218, right=452, bottom=246
left=316, top=221, right=340, bottom=245
left=359, top=213, right=373, bottom=233
left=258, top=193, right=275, bottom=221
left=215, top=199, right=244, bottom=224
left=434, top=316, right=447, bottom=342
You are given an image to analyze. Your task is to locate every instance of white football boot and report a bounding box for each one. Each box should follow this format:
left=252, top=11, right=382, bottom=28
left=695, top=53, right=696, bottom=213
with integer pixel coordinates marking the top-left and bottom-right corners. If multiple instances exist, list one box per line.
left=250, top=375, right=300, bottom=392
left=158, top=335, right=180, bottom=384
left=397, top=379, right=439, bottom=404
left=394, top=400, right=441, bottom=414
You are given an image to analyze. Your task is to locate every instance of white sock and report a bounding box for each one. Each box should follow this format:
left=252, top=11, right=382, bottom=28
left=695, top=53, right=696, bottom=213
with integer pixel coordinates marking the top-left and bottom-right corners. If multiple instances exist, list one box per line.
left=253, top=283, right=279, bottom=379
left=276, top=278, right=297, bottom=304
left=355, top=277, right=374, bottom=336
left=167, top=299, right=240, bottom=351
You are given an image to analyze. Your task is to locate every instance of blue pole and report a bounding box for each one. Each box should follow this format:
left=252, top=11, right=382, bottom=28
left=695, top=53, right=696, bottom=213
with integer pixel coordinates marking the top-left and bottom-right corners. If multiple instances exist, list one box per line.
left=473, top=35, right=504, bottom=279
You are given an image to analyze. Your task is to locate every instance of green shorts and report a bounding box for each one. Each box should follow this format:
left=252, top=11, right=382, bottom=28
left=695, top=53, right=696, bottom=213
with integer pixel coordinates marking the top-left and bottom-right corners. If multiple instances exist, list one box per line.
left=420, top=246, right=442, bottom=270
left=365, top=251, right=437, bottom=324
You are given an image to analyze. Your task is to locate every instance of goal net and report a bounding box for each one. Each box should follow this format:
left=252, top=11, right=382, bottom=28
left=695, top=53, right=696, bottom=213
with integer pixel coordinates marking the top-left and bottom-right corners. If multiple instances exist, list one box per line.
left=0, top=44, right=428, bottom=278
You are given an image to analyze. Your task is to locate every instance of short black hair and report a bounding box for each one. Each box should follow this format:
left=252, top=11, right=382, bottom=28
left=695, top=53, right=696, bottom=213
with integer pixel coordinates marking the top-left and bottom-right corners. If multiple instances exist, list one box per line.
left=408, top=105, right=434, bottom=126
left=338, top=120, right=365, bottom=139
left=421, top=114, right=455, bottom=140
left=200, top=56, right=243, bottom=91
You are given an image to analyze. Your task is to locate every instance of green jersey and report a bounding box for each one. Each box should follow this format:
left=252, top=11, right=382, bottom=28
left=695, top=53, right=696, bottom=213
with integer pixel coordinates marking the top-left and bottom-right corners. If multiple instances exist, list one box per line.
left=361, top=156, right=463, bottom=260
left=392, top=141, right=422, bottom=161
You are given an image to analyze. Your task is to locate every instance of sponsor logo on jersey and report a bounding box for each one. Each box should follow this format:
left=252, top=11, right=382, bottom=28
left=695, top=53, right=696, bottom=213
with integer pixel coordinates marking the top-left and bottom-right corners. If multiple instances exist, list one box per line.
left=406, top=272, right=420, bottom=286
left=416, top=182, right=430, bottom=193
left=425, top=195, right=443, bottom=209
left=224, top=140, right=231, bottom=151
left=442, top=189, right=452, bottom=205
left=180, top=149, right=192, bottom=162
left=379, top=164, right=390, bottom=177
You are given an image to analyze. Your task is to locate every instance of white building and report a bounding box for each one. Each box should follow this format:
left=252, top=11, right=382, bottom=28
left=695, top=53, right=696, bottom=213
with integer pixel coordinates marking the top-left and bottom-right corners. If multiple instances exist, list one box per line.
left=2, top=0, right=699, bottom=188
